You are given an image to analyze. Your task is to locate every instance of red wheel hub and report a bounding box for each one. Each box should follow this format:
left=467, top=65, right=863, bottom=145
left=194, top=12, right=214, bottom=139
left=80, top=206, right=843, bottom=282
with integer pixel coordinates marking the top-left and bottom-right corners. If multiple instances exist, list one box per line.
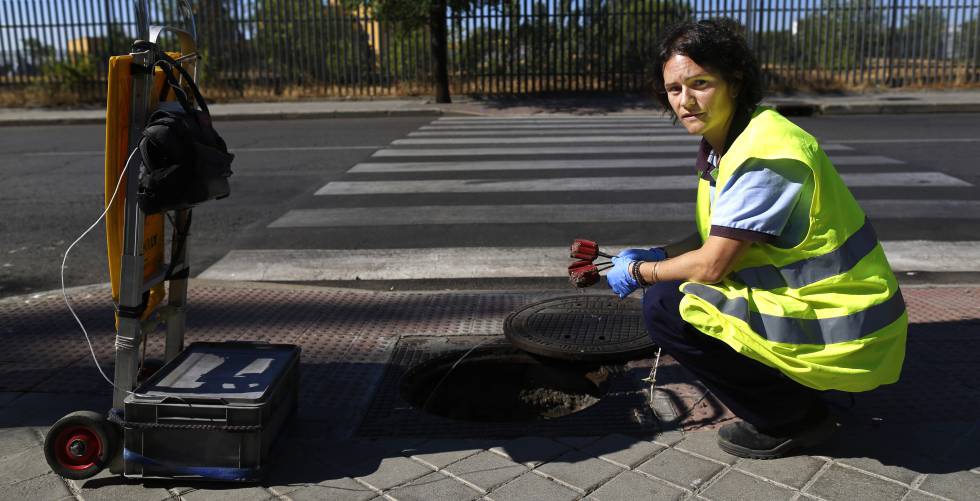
left=53, top=426, right=102, bottom=470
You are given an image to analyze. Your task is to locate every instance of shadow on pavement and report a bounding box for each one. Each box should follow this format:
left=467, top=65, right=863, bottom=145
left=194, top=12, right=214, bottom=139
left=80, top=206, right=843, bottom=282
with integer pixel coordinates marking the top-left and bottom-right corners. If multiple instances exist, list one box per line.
left=811, top=318, right=980, bottom=475
left=2, top=291, right=978, bottom=494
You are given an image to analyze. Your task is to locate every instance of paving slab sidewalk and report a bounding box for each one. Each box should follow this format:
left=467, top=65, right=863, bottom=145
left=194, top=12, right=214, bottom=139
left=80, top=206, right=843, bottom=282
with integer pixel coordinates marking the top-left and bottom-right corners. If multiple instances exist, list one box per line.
left=3, top=89, right=980, bottom=126
left=0, top=280, right=978, bottom=500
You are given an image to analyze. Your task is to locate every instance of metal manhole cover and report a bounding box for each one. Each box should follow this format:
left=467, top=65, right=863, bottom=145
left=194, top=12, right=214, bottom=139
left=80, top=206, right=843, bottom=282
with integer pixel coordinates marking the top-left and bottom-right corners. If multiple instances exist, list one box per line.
left=504, top=295, right=656, bottom=361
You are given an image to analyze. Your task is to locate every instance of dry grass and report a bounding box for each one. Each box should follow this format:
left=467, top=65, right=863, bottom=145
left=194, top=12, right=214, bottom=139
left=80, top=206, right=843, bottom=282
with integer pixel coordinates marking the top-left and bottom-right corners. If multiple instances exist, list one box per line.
left=198, top=81, right=433, bottom=103
left=0, top=86, right=103, bottom=108
left=764, top=62, right=980, bottom=93
left=0, top=79, right=435, bottom=107
left=3, top=71, right=979, bottom=108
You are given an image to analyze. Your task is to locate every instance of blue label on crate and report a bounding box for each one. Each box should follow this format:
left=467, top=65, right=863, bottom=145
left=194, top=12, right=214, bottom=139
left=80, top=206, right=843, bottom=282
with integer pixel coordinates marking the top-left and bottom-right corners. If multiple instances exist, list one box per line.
left=124, top=448, right=260, bottom=482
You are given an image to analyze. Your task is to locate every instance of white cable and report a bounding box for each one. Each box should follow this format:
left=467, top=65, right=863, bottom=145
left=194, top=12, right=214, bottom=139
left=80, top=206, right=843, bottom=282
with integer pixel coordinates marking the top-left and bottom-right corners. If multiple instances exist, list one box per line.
left=61, top=56, right=205, bottom=408
left=61, top=147, right=145, bottom=397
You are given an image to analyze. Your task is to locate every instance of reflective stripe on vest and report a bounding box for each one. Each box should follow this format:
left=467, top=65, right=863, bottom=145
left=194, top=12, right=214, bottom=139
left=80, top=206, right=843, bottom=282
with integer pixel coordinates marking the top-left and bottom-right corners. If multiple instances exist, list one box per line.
left=681, top=282, right=906, bottom=345
left=732, top=218, right=879, bottom=290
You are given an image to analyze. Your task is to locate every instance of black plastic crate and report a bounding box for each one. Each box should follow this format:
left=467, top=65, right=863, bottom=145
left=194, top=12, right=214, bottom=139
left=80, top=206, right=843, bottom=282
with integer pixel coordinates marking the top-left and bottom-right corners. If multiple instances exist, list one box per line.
left=121, top=342, right=300, bottom=481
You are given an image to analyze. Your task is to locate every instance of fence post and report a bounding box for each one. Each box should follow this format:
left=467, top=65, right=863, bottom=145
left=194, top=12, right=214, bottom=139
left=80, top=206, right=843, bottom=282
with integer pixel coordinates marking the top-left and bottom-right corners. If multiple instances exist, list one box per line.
left=745, top=0, right=754, bottom=49
left=429, top=0, right=451, bottom=103
left=885, top=0, right=899, bottom=86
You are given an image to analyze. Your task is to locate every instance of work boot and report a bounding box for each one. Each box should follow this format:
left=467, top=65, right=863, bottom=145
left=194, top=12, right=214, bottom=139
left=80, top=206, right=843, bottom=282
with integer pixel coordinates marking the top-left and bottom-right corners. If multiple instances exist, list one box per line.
left=717, top=406, right=836, bottom=460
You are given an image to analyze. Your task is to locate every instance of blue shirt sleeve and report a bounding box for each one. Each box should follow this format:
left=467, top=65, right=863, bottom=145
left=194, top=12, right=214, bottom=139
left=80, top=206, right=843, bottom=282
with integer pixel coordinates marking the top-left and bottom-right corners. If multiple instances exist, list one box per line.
left=710, top=158, right=811, bottom=241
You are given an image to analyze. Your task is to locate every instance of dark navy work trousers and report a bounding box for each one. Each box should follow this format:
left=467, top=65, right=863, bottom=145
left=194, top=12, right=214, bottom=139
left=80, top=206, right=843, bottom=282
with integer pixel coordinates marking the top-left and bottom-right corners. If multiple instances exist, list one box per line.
left=642, top=280, right=824, bottom=432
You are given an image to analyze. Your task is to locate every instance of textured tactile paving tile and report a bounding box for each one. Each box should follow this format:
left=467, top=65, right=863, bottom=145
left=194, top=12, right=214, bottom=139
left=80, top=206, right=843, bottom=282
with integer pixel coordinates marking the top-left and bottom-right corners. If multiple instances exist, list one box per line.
left=645, top=354, right=736, bottom=431
left=2, top=284, right=978, bottom=435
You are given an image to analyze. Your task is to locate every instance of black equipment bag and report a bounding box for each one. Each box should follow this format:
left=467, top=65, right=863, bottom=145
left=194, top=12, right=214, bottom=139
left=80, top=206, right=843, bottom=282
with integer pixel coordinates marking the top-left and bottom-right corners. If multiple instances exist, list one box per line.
left=137, top=51, right=233, bottom=215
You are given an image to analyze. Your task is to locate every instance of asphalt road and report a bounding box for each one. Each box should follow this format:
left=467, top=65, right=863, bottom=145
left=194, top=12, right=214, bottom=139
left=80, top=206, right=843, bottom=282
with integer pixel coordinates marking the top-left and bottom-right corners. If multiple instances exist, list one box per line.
left=0, top=116, right=428, bottom=299
left=1, top=112, right=978, bottom=299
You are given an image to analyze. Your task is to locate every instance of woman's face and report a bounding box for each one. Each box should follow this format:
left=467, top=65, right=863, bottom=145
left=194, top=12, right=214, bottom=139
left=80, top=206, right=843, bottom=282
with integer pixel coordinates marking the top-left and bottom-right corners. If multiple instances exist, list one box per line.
left=662, top=54, right=736, bottom=151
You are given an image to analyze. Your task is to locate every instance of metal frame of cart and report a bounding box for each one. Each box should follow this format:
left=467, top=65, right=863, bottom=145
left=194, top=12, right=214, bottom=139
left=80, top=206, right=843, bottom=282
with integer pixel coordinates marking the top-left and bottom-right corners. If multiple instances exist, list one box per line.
left=44, top=0, right=202, bottom=480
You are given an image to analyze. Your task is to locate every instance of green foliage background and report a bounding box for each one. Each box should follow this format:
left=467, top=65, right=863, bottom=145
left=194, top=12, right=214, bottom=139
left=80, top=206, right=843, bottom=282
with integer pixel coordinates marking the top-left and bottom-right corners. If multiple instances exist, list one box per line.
left=8, top=0, right=980, bottom=103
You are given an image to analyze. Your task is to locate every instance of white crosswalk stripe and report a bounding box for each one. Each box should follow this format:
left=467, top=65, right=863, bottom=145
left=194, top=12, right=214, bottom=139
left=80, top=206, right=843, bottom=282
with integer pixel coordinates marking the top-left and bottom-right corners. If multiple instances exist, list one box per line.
left=392, top=135, right=702, bottom=145
left=419, top=123, right=675, bottom=130
left=349, top=155, right=901, bottom=174
left=371, top=144, right=855, bottom=157
left=407, top=129, right=688, bottom=137
left=373, top=145, right=700, bottom=156
left=316, top=173, right=969, bottom=196
left=202, top=115, right=978, bottom=282
left=200, top=241, right=980, bottom=281
left=269, top=200, right=980, bottom=228
left=433, top=116, right=672, bottom=122
left=351, top=158, right=689, bottom=172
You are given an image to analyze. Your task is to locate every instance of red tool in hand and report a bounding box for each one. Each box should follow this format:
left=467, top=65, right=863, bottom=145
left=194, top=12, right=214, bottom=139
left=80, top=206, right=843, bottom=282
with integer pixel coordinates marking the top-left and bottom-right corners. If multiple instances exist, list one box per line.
left=568, top=239, right=614, bottom=288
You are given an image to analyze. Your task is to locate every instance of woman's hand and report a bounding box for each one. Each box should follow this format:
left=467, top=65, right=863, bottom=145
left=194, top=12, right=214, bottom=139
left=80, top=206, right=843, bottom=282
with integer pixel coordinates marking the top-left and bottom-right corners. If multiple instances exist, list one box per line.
left=617, top=247, right=667, bottom=262
left=606, top=256, right=641, bottom=299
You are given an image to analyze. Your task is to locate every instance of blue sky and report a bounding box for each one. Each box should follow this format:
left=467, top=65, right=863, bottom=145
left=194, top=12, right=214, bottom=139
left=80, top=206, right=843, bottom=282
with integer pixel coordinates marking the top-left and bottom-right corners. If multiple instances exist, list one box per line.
left=1, top=0, right=977, bottom=53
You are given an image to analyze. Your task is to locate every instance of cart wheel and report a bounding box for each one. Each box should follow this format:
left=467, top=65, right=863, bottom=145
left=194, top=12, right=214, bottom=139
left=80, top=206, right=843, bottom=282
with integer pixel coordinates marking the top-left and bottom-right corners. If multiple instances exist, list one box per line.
left=44, top=411, right=115, bottom=480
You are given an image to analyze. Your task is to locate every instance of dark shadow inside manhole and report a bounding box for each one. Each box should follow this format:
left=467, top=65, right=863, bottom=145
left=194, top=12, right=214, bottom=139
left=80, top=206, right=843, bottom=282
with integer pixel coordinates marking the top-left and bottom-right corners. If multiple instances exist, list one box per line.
left=400, top=346, right=609, bottom=423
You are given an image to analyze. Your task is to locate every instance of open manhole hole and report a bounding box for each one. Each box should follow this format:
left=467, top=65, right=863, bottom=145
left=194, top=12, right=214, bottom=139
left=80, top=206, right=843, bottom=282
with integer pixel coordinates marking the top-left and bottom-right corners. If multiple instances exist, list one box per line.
left=400, top=346, right=609, bottom=423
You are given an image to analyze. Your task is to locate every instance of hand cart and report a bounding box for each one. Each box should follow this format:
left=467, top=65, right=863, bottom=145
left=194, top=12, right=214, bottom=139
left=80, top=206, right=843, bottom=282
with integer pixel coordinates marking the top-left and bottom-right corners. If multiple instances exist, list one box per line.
left=44, top=0, right=299, bottom=482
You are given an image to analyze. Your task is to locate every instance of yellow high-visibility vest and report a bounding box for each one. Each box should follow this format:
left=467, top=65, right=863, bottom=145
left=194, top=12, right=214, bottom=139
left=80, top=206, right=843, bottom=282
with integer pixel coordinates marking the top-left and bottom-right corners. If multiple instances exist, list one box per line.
left=679, top=106, right=907, bottom=392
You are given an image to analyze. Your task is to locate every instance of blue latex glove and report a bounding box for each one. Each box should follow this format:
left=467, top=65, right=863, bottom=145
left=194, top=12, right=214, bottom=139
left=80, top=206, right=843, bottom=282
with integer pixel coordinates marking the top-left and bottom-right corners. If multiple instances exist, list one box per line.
left=606, top=256, right=639, bottom=299
left=617, top=247, right=667, bottom=262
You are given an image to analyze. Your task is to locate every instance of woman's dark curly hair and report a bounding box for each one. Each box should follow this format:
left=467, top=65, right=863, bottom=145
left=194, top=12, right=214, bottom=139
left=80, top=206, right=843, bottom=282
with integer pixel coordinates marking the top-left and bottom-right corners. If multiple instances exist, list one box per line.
left=652, top=18, right=764, bottom=118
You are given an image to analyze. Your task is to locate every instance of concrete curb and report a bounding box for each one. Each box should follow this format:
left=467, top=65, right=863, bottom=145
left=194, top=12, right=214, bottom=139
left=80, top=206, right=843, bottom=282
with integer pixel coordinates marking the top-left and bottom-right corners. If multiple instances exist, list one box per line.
left=0, top=108, right=450, bottom=127
left=0, top=279, right=541, bottom=306
left=765, top=100, right=980, bottom=116
left=208, top=108, right=449, bottom=122
left=5, top=277, right=979, bottom=308
left=819, top=101, right=980, bottom=114
left=0, top=114, right=105, bottom=127
left=3, top=96, right=980, bottom=126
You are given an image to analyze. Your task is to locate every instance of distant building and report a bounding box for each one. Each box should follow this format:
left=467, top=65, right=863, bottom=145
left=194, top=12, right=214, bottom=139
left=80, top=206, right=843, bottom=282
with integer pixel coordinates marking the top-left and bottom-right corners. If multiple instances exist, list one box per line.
left=67, top=37, right=101, bottom=55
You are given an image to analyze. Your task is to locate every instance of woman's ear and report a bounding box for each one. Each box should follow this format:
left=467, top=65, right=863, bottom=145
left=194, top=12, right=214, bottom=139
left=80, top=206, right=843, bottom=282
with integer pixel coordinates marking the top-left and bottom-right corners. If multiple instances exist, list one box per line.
left=730, top=72, right=744, bottom=98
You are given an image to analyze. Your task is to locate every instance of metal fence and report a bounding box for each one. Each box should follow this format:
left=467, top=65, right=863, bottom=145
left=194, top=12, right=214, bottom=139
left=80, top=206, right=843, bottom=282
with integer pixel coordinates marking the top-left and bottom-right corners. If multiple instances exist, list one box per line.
left=1, top=0, right=979, bottom=103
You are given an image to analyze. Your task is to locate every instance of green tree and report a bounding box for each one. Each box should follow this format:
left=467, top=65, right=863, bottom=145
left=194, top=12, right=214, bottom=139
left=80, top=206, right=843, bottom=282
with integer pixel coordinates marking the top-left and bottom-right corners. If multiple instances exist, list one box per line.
left=253, top=0, right=375, bottom=94
left=449, top=0, right=691, bottom=93
left=21, top=35, right=110, bottom=94
left=793, top=0, right=889, bottom=71
left=343, top=0, right=510, bottom=102
left=613, top=0, right=693, bottom=86
left=956, top=17, right=979, bottom=63
left=21, top=38, right=54, bottom=75
left=193, top=0, right=247, bottom=91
